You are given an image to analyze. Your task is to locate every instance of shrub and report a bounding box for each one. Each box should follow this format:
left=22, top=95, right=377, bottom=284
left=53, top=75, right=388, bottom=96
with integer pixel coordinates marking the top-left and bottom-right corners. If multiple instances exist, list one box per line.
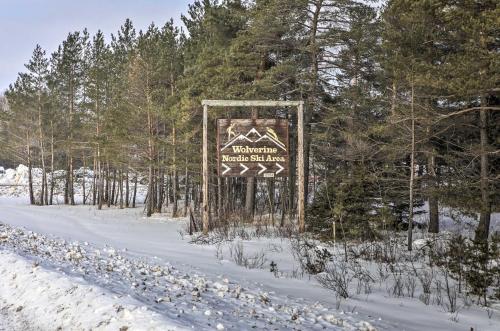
left=290, top=237, right=332, bottom=274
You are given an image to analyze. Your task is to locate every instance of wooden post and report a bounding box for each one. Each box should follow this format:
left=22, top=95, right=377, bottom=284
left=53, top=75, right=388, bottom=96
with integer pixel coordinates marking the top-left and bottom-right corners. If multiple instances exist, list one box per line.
left=202, top=104, right=209, bottom=234
left=297, top=101, right=305, bottom=232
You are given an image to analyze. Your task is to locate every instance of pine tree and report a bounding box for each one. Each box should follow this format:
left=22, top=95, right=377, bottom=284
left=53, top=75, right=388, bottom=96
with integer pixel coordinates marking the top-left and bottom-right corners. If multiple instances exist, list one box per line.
left=51, top=31, right=85, bottom=205
left=309, top=1, right=384, bottom=237
left=83, top=30, right=112, bottom=208
left=381, top=0, right=457, bottom=247
left=157, top=20, right=184, bottom=216
left=4, top=75, right=37, bottom=204
left=24, top=45, right=51, bottom=205
left=437, top=0, right=499, bottom=240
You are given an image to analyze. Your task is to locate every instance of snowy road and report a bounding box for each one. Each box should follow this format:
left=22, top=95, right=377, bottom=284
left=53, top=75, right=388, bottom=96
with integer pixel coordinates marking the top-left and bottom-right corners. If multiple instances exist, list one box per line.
left=1, top=197, right=498, bottom=331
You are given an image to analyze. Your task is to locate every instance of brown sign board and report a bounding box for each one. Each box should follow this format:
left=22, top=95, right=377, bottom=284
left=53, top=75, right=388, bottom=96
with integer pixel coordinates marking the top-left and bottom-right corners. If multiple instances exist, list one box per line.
left=217, top=119, right=289, bottom=177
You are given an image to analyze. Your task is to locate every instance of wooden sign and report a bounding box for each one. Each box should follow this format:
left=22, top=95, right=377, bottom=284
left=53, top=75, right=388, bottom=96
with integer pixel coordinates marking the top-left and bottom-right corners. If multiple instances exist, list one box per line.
left=217, top=119, right=289, bottom=177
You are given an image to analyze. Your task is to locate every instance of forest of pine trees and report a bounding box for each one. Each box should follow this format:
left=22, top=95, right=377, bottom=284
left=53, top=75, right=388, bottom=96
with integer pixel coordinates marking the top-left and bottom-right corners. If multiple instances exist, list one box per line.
left=0, top=0, right=498, bottom=244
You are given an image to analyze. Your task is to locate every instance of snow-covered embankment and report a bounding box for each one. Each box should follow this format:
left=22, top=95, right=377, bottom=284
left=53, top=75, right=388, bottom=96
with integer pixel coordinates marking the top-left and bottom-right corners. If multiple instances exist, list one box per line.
left=0, top=251, right=182, bottom=330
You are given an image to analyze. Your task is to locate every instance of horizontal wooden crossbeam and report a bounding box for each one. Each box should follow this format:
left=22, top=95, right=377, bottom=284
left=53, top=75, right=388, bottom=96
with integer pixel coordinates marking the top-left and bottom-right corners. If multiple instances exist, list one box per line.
left=201, top=100, right=303, bottom=107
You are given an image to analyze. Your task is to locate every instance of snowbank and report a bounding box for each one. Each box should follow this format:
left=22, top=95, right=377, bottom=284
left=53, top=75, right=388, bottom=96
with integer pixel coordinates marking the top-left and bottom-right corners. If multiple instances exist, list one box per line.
left=0, top=250, right=183, bottom=330
left=0, top=164, right=147, bottom=201
left=0, top=165, right=28, bottom=186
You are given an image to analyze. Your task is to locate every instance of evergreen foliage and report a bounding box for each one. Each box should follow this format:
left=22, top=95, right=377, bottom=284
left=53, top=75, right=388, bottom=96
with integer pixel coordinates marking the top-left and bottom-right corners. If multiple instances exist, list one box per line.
left=0, top=0, right=498, bottom=244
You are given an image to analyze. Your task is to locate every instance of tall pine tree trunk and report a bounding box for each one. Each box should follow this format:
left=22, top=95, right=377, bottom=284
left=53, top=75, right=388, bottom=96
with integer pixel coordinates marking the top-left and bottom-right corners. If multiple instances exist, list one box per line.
left=147, top=165, right=153, bottom=216
left=476, top=98, right=491, bottom=240
left=82, top=153, right=86, bottom=205
left=37, top=93, right=47, bottom=205
left=280, top=177, right=287, bottom=227
left=125, top=167, right=130, bottom=208
left=111, top=169, right=118, bottom=205
left=245, top=108, right=258, bottom=219
left=171, top=126, right=178, bottom=217
left=106, top=162, right=111, bottom=208
left=69, top=155, right=75, bottom=205
left=111, top=169, right=117, bottom=205
left=146, top=119, right=154, bottom=216
left=64, top=160, right=70, bottom=205
left=119, top=169, right=124, bottom=209
left=132, top=173, right=137, bottom=208
left=26, top=131, right=35, bottom=205
left=391, top=78, right=397, bottom=117
left=68, top=78, right=75, bottom=206
left=96, top=99, right=104, bottom=209
left=303, top=0, right=323, bottom=205
left=145, top=70, right=154, bottom=217
left=97, top=149, right=104, bottom=210
left=157, top=167, right=164, bottom=213
left=288, top=112, right=297, bottom=222
left=427, top=151, right=439, bottom=233
left=426, top=123, right=439, bottom=233
left=268, top=179, right=275, bottom=226
left=49, top=121, right=54, bottom=205
left=407, top=80, right=415, bottom=251
left=217, top=176, right=222, bottom=220
left=184, top=162, right=189, bottom=217
left=92, top=153, right=97, bottom=205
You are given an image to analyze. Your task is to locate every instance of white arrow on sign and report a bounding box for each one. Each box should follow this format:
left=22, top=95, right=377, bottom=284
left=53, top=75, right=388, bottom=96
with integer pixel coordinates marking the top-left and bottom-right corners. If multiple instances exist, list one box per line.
left=240, top=163, right=249, bottom=175
left=222, top=163, right=231, bottom=175
left=258, top=163, right=267, bottom=175
left=275, top=163, right=284, bottom=174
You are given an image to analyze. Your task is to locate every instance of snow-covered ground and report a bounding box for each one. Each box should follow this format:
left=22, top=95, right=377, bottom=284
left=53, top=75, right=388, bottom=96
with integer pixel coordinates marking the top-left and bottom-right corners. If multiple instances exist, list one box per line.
left=0, top=250, right=182, bottom=330
left=0, top=165, right=499, bottom=330
left=0, top=204, right=383, bottom=330
left=1, top=196, right=499, bottom=330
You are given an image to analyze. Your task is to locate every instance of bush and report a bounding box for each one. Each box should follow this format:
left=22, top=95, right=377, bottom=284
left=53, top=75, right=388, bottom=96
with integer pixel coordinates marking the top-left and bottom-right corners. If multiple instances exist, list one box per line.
left=229, top=241, right=267, bottom=269
left=430, top=234, right=500, bottom=306
left=306, top=166, right=380, bottom=240
left=317, top=260, right=352, bottom=298
left=464, top=237, right=499, bottom=305
left=290, top=237, right=332, bottom=274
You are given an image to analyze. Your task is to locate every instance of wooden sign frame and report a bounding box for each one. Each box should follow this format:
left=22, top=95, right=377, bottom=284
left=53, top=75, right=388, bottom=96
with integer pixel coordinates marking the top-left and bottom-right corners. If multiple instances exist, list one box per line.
left=201, top=100, right=305, bottom=234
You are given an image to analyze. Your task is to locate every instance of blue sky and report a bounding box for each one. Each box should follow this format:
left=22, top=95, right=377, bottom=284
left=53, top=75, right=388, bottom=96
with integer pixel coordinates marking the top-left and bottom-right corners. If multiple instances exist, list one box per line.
left=0, top=0, right=192, bottom=92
